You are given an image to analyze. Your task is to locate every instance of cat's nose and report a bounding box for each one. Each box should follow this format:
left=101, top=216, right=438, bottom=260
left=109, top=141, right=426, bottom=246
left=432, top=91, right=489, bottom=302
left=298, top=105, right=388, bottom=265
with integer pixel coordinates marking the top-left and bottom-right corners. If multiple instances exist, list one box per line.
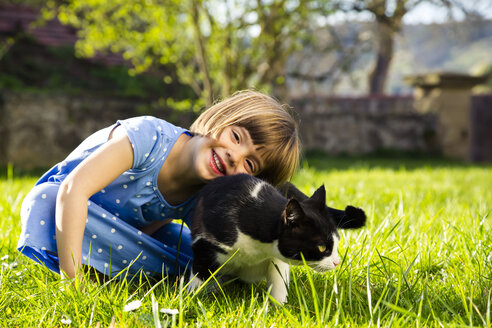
left=333, top=259, right=340, bottom=267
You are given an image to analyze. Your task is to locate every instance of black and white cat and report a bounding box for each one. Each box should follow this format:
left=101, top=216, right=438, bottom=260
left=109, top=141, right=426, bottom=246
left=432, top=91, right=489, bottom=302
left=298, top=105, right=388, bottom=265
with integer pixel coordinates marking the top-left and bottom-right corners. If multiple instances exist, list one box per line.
left=188, top=174, right=366, bottom=304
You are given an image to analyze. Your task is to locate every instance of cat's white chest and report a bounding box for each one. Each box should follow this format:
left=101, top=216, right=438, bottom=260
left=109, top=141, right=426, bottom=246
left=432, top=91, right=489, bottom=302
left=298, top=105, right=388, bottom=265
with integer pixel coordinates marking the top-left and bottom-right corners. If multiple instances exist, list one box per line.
left=215, top=231, right=280, bottom=282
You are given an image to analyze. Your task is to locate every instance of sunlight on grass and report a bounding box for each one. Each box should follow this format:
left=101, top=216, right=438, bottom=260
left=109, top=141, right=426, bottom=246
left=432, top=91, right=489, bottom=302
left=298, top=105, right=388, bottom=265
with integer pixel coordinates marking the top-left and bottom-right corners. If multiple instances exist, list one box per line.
left=0, top=158, right=490, bottom=327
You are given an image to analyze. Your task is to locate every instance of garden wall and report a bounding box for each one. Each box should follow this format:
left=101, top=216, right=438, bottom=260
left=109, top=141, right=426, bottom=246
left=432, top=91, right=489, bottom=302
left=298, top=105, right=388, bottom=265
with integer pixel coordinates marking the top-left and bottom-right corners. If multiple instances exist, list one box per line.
left=0, top=93, right=440, bottom=169
left=291, top=95, right=438, bottom=154
left=0, top=92, right=196, bottom=169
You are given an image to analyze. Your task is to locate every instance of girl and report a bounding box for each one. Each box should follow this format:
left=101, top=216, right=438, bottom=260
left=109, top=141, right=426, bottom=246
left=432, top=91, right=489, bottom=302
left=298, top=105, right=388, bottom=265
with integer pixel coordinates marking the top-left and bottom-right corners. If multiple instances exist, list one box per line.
left=17, top=90, right=300, bottom=280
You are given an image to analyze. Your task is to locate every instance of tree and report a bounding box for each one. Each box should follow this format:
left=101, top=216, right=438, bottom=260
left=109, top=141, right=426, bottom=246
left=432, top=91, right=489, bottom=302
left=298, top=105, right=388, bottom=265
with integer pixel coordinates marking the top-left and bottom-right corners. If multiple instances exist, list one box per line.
left=0, top=0, right=47, bottom=60
left=285, top=22, right=373, bottom=95
left=47, top=0, right=328, bottom=106
left=329, top=0, right=492, bottom=94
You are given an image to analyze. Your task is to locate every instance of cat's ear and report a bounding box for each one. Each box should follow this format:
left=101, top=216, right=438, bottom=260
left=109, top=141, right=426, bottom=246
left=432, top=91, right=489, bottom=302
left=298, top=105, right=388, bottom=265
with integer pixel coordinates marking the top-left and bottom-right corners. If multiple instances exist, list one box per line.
left=310, top=185, right=326, bottom=209
left=283, top=198, right=304, bottom=225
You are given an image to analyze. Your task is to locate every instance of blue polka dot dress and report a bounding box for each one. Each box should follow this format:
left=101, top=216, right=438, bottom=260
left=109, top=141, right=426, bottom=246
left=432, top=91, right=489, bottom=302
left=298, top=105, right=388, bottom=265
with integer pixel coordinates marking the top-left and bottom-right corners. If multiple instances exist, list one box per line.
left=17, top=116, right=196, bottom=278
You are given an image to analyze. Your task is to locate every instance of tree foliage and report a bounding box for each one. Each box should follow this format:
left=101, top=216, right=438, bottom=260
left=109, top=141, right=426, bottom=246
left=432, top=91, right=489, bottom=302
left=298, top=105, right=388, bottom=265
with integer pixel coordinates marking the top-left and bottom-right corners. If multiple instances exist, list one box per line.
left=47, top=0, right=328, bottom=106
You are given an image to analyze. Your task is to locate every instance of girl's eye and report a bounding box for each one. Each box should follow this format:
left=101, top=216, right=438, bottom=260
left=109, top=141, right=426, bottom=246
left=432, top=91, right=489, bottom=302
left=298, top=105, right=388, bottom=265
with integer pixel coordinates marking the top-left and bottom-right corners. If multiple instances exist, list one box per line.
left=232, top=131, right=240, bottom=142
left=246, top=159, right=255, bottom=172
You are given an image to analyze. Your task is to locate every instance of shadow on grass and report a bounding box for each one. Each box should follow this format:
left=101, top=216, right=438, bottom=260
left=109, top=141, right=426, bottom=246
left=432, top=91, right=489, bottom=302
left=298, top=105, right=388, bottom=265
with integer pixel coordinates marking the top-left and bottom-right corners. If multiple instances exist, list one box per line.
left=302, top=149, right=492, bottom=171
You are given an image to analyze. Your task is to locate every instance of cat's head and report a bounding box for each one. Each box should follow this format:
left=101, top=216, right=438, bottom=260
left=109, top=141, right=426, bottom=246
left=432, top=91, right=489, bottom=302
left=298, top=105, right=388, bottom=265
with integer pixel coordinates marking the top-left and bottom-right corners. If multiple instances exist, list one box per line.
left=277, top=185, right=366, bottom=271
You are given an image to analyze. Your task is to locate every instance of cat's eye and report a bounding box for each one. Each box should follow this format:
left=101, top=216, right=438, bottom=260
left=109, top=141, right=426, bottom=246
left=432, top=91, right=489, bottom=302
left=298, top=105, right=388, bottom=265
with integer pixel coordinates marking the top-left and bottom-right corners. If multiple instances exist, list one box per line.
left=318, top=245, right=326, bottom=253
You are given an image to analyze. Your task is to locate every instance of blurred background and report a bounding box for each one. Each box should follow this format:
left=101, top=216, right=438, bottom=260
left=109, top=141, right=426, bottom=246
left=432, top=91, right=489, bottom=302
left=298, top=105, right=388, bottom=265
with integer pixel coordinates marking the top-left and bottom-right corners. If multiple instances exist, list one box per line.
left=1, top=0, right=491, bottom=170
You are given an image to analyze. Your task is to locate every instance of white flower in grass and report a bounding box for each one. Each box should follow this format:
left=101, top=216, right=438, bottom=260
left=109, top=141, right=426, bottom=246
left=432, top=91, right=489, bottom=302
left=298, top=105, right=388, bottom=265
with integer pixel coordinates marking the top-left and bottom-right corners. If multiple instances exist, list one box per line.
left=2, top=261, right=18, bottom=269
left=160, top=308, right=179, bottom=315
left=123, top=300, right=142, bottom=312
left=60, top=315, right=72, bottom=325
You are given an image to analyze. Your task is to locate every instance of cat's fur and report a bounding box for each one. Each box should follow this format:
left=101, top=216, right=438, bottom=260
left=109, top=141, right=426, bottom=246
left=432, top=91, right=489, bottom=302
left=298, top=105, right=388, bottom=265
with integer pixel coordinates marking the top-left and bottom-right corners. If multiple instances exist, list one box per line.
left=188, top=174, right=366, bottom=304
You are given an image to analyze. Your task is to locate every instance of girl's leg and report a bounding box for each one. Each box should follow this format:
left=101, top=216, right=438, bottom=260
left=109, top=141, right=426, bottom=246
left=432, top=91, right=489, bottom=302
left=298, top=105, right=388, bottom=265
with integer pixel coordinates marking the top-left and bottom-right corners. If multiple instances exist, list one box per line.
left=18, top=183, right=194, bottom=278
left=150, top=222, right=194, bottom=275
left=81, top=205, right=193, bottom=278
left=17, top=182, right=61, bottom=273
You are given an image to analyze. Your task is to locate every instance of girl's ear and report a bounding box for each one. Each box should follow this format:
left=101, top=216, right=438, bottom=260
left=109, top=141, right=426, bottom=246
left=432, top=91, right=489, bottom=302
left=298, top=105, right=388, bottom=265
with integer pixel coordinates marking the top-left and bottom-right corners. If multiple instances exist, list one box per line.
left=283, top=198, right=304, bottom=225
left=334, top=206, right=366, bottom=229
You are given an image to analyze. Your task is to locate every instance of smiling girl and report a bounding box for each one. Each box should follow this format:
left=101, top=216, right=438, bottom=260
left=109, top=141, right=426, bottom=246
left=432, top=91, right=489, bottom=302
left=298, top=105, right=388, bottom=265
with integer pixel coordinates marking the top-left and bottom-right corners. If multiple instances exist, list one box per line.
left=17, top=90, right=300, bottom=280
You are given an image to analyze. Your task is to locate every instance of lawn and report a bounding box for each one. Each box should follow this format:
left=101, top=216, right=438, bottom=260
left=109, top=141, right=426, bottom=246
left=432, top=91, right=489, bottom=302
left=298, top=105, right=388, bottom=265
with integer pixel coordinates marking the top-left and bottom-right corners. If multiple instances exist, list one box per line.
left=1, top=156, right=490, bottom=327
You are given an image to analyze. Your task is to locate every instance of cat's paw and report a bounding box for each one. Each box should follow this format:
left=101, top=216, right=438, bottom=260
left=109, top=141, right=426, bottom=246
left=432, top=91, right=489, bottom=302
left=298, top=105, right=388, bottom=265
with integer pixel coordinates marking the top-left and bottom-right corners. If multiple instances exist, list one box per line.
left=270, top=289, right=288, bottom=306
left=267, top=260, right=290, bottom=306
left=187, top=274, right=204, bottom=293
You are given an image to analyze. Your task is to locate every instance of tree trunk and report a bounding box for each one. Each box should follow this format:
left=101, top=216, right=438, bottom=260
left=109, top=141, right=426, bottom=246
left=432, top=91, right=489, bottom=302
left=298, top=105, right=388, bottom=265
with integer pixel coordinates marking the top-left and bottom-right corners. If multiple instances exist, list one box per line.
left=368, top=18, right=394, bottom=95
left=190, top=0, right=214, bottom=107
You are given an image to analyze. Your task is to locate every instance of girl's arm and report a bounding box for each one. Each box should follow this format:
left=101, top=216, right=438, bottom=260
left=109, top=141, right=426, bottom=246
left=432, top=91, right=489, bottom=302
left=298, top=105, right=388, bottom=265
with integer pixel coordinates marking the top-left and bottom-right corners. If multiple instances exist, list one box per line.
left=56, top=126, right=133, bottom=279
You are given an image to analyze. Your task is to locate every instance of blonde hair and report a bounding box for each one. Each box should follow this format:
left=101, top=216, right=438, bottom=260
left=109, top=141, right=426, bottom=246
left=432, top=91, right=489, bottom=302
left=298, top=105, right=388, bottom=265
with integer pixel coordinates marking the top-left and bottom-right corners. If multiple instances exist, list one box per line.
left=190, top=90, right=300, bottom=186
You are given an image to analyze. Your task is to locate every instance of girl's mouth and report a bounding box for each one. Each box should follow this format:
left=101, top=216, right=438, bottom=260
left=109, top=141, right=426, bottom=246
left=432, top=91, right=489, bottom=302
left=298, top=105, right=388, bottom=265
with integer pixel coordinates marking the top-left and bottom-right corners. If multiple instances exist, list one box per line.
left=210, top=150, right=226, bottom=175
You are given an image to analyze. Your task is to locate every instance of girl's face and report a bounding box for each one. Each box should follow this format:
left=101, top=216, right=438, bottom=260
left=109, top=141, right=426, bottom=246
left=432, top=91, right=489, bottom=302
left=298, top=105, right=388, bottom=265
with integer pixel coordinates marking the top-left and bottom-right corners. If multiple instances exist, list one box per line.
left=194, top=125, right=265, bottom=182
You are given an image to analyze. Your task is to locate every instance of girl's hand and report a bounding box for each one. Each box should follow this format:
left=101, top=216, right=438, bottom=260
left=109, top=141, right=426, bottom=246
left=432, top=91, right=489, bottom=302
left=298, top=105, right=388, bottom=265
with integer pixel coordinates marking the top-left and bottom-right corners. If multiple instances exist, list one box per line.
left=140, top=219, right=172, bottom=236
left=56, top=126, right=133, bottom=279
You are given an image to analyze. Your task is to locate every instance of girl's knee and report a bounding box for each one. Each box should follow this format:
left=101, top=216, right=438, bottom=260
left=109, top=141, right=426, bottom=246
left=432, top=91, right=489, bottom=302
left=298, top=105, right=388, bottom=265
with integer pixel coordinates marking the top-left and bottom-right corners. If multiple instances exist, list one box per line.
left=18, top=183, right=60, bottom=266
left=152, top=222, right=192, bottom=252
left=21, top=183, right=60, bottom=224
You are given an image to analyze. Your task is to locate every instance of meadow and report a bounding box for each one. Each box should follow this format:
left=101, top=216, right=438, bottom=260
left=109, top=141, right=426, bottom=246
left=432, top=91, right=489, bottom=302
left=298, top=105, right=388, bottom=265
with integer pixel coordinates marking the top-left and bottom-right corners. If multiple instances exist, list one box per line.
left=1, top=155, right=490, bottom=327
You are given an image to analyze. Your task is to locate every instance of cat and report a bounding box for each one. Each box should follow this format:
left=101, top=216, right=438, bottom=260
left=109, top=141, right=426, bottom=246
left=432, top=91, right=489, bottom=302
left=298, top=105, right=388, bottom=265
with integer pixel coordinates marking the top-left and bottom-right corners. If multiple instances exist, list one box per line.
left=188, top=174, right=366, bottom=304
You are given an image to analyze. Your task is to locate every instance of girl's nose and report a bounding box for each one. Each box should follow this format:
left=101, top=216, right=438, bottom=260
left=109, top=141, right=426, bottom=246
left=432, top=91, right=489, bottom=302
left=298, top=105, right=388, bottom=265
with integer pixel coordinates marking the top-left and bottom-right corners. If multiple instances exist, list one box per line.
left=226, top=152, right=239, bottom=172
left=226, top=148, right=247, bottom=174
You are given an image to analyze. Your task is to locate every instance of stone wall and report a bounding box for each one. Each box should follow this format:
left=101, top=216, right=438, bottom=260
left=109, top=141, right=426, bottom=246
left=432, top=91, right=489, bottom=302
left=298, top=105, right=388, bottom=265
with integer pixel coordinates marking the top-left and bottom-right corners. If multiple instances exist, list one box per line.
left=291, top=95, right=438, bottom=154
left=0, top=92, right=439, bottom=169
left=0, top=92, right=196, bottom=169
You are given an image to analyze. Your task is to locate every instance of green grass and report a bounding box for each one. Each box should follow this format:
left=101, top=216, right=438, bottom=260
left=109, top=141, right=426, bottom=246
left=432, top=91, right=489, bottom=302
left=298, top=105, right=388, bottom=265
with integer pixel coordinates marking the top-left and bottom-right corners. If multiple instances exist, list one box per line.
left=1, top=156, right=491, bottom=327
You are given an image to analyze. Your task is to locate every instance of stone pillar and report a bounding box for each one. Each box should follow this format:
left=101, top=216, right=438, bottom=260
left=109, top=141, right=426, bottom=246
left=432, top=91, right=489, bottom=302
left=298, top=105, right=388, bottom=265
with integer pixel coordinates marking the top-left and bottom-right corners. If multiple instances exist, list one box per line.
left=405, top=72, right=486, bottom=160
